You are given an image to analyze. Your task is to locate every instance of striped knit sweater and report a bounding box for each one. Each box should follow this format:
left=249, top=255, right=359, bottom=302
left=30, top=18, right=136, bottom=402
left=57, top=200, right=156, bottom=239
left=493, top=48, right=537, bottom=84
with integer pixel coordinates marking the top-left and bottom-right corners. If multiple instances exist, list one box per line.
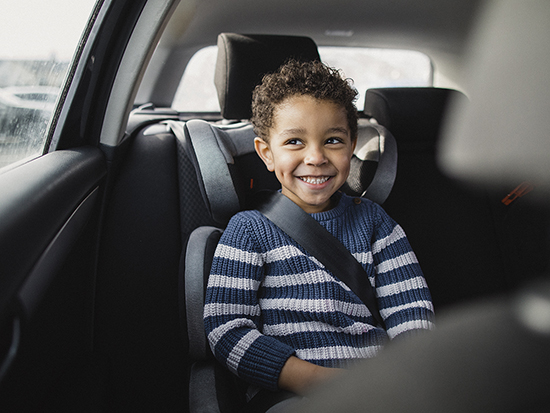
left=204, top=193, right=434, bottom=391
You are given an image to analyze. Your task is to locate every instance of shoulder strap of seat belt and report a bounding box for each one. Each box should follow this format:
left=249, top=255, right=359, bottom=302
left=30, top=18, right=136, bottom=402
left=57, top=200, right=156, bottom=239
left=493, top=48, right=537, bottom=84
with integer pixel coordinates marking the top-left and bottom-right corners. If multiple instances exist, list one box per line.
left=255, top=190, right=386, bottom=329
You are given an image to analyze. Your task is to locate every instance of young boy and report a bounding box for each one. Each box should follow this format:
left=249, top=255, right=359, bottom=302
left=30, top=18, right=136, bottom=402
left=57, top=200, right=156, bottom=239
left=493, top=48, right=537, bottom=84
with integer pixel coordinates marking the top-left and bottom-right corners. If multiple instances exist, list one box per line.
left=203, top=60, right=434, bottom=400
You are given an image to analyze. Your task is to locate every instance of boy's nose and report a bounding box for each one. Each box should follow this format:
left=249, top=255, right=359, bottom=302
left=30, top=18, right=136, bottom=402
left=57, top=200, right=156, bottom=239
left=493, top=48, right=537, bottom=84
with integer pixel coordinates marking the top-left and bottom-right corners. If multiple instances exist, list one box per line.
left=304, top=146, right=327, bottom=166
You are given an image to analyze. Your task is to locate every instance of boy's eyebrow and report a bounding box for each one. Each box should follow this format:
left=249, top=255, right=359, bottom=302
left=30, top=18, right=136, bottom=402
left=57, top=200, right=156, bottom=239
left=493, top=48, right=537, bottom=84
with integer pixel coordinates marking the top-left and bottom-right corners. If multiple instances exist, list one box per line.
left=279, top=127, right=349, bottom=136
left=327, top=127, right=349, bottom=135
left=279, top=128, right=306, bottom=136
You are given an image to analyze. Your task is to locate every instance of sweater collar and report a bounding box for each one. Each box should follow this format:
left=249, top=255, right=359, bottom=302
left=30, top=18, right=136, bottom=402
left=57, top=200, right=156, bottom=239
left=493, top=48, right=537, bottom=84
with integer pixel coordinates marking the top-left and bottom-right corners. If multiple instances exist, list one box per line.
left=309, top=192, right=351, bottom=221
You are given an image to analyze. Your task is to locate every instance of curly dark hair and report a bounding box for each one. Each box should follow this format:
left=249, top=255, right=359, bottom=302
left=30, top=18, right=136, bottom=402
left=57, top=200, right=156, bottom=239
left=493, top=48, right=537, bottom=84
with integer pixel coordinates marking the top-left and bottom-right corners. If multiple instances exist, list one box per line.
left=251, top=59, right=358, bottom=142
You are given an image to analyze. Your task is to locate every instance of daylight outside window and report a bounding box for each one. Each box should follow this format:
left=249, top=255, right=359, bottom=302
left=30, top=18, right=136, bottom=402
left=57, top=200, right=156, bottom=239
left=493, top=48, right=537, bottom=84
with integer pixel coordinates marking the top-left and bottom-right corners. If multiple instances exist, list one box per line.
left=172, top=45, right=432, bottom=113
left=0, top=0, right=96, bottom=170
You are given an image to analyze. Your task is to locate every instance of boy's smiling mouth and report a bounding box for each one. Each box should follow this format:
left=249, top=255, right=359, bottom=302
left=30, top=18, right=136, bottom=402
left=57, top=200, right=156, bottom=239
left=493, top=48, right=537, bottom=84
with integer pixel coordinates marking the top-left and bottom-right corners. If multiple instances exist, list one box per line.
left=298, top=176, right=332, bottom=185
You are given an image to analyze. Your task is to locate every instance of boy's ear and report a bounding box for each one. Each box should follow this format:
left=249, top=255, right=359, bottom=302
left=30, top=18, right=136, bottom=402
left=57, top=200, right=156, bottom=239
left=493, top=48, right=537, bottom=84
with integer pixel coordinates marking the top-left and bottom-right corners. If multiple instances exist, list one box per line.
left=254, top=137, right=275, bottom=172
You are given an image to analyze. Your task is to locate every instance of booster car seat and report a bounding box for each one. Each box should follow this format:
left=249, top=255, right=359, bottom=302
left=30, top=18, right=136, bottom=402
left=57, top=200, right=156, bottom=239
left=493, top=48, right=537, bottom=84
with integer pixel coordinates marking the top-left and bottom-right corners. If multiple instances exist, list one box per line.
left=178, top=33, right=399, bottom=413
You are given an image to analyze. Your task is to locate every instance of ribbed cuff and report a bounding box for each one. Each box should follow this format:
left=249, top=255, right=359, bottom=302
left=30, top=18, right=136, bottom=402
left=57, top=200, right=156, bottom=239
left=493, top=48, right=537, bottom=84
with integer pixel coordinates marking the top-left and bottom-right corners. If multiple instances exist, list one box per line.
left=237, top=335, right=296, bottom=391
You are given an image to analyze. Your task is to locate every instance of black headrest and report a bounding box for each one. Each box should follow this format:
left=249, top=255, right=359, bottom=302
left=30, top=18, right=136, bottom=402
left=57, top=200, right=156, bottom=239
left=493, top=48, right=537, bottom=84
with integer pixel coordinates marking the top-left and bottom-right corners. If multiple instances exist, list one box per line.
left=214, top=33, right=321, bottom=119
left=363, top=87, right=468, bottom=144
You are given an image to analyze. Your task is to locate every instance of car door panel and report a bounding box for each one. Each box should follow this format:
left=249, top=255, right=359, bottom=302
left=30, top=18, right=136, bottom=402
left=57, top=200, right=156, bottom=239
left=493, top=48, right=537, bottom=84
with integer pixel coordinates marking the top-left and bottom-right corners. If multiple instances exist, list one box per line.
left=0, top=147, right=106, bottom=321
left=0, top=146, right=106, bottom=408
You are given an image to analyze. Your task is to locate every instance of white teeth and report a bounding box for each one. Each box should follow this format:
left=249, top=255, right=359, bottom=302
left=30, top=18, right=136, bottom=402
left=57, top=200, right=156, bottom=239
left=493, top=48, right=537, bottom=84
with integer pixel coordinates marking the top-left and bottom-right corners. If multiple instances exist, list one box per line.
left=299, top=176, right=330, bottom=184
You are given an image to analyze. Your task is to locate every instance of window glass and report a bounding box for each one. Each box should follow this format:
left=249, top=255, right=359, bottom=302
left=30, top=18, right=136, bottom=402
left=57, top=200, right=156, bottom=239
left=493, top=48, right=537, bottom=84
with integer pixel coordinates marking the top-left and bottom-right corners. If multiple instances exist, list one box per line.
left=173, top=46, right=220, bottom=113
left=172, top=45, right=432, bottom=113
left=0, top=0, right=97, bottom=170
left=319, top=47, right=433, bottom=110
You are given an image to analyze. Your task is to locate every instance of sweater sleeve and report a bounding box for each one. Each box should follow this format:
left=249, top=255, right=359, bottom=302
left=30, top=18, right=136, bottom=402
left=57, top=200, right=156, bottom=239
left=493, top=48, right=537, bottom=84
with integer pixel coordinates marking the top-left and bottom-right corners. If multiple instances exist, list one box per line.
left=203, top=213, right=296, bottom=391
left=370, top=205, right=435, bottom=339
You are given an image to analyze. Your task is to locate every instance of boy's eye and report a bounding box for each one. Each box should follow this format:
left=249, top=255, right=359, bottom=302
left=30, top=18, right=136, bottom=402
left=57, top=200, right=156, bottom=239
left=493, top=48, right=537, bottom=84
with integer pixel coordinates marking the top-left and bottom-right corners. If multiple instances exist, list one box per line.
left=285, top=138, right=303, bottom=145
left=326, top=137, right=344, bottom=145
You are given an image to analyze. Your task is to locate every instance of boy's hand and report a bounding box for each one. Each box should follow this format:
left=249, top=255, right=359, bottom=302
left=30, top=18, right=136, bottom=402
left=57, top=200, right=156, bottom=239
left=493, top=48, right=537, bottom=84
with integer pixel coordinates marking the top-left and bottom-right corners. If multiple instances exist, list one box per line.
left=278, top=356, right=344, bottom=395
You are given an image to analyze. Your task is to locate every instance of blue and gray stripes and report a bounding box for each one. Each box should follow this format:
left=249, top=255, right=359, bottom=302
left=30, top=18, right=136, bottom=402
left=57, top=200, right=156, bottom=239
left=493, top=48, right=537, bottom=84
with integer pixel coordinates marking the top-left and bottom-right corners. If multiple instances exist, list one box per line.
left=204, top=193, right=434, bottom=391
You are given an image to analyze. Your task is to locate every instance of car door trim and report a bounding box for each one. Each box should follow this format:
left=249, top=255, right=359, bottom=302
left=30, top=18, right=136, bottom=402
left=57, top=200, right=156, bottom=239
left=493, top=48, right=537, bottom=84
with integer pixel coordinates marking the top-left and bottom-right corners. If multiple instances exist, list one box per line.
left=0, top=147, right=106, bottom=325
left=17, top=187, right=100, bottom=320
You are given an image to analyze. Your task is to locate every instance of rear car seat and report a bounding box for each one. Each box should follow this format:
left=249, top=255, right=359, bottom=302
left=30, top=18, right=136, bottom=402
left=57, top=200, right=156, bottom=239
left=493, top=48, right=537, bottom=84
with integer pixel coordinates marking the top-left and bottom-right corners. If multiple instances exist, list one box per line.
left=364, top=87, right=549, bottom=311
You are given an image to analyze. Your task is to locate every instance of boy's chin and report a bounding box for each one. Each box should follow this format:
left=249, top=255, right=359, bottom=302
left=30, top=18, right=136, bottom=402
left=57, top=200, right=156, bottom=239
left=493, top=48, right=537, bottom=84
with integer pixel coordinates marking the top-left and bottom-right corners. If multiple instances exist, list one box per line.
left=282, top=186, right=336, bottom=208
left=291, top=195, right=334, bottom=213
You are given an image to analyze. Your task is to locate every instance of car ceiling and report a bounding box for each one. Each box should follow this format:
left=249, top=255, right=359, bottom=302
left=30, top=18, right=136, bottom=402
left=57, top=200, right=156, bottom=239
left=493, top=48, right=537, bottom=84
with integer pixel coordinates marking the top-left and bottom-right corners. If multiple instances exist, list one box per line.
left=142, top=0, right=484, bottom=106
left=173, top=0, right=481, bottom=51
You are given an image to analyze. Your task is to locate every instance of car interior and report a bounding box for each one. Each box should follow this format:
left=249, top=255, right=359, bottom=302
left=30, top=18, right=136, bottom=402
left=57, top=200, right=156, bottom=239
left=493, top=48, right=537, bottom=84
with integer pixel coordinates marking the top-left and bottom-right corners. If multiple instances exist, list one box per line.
left=0, top=0, right=549, bottom=412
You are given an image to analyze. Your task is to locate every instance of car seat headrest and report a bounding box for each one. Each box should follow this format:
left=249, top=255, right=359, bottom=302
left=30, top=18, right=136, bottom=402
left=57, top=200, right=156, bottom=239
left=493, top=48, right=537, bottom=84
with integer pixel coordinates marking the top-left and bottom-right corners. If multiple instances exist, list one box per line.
left=343, top=120, right=398, bottom=203
left=440, top=1, right=550, bottom=195
left=364, top=87, right=468, bottom=144
left=215, top=33, right=321, bottom=120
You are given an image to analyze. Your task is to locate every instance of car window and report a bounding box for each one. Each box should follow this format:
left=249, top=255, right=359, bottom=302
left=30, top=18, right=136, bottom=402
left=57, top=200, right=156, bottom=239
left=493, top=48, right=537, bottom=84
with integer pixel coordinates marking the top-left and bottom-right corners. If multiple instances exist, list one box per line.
left=172, top=45, right=432, bottom=113
left=319, top=47, right=433, bottom=111
left=0, top=0, right=97, bottom=170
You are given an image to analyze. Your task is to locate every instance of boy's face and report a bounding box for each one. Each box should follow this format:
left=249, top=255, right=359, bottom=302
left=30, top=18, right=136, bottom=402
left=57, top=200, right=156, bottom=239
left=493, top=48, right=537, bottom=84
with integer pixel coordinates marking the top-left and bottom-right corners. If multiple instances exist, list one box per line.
left=254, top=95, right=356, bottom=213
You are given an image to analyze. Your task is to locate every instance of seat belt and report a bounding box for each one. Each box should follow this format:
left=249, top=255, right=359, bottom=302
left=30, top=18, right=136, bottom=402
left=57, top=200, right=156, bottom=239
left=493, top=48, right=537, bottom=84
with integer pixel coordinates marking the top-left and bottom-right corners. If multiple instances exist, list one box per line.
left=255, top=190, right=386, bottom=329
